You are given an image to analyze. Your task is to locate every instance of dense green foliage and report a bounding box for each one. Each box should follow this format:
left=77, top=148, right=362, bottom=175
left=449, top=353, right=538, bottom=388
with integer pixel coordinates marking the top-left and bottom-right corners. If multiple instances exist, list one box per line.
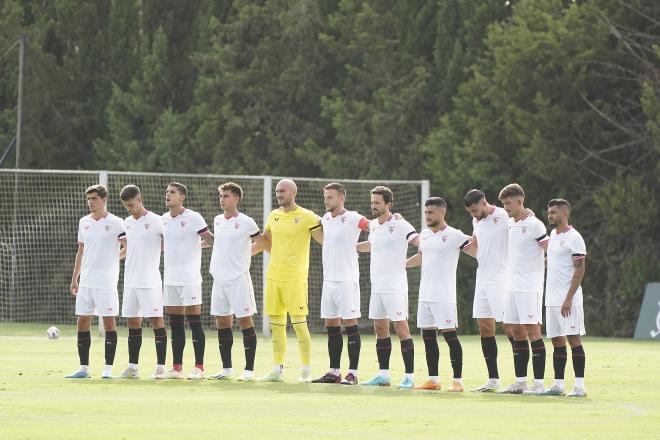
left=1, top=0, right=658, bottom=335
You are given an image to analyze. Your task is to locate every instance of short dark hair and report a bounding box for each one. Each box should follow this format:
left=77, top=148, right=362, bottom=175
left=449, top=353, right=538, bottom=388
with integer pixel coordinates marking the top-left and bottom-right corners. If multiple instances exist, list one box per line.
left=498, top=183, right=525, bottom=200
left=425, top=197, right=447, bottom=208
left=324, top=182, right=346, bottom=197
left=371, top=185, right=393, bottom=205
left=219, top=182, right=243, bottom=200
left=548, top=198, right=571, bottom=210
left=167, top=182, right=187, bottom=197
left=463, top=189, right=485, bottom=207
left=120, top=184, right=141, bottom=201
left=85, top=184, right=107, bottom=199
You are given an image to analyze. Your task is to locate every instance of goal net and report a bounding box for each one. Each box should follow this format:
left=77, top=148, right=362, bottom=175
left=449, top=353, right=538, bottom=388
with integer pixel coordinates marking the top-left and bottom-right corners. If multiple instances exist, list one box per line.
left=0, top=169, right=427, bottom=333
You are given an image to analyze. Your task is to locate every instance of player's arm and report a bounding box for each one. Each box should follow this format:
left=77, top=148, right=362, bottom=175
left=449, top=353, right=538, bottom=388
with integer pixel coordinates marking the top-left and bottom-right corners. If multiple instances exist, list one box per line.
left=356, top=241, right=371, bottom=253
left=70, top=243, right=83, bottom=296
left=461, top=236, right=477, bottom=258
left=119, top=241, right=127, bottom=260
left=406, top=252, right=422, bottom=268
left=311, top=227, right=323, bottom=245
left=250, top=231, right=267, bottom=256
left=199, top=227, right=214, bottom=248
left=561, top=256, right=586, bottom=317
left=258, top=229, right=272, bottom=253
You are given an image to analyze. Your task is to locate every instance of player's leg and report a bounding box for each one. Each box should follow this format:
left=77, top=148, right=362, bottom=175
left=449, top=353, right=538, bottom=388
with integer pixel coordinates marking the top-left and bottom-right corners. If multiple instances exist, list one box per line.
left=148, top=316, right=167, bottom=377
left=363, top=293, right=391, bottom=386
left=471, top=284, right=501, bottom=392
left=237, top=315, right=257, bottom=381
left=523, top=303, right=546, bottom=395
left=567, top=308, right=587, bottom=397
left=123, top=317, right=142, bottom=378
left=438, top=302, right=463, bottom=392
left=500, top=292, right=529, bottom=394
left=314, top=280, right=342, bottom=383
left=284, top=280, right=312, bottom=382
left=542, top=305, right=567, bottom=395
left=340, top=281, right=361, bottom=385
left=96, top=288, right=119, bottom=379
left=341, top=317, right=360, bottom=385
left=259, top=279, right=286, bottom=381
left=210, top=315, right=234, bottom=380
left=209, top=279, right=234, bottom=380
left=66, top=314, right=93, bottom=378
left=393, top=316, right=414, bottom=389
left=161, top=285, right=186, bottom=378
left=66, top=287, right=94, bottom=378
left=121, top=287, right=142, bottom=379
left=231, top=273, right=258, bottom=381
left=414, top=301, right=441, bottom=390
left=185, top=299, right=205, bottom=380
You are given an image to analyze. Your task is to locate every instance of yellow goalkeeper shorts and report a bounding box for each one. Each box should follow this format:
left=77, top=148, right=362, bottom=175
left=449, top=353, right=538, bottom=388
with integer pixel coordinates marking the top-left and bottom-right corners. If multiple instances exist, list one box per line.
left=265, top=278, right=309, bottom=316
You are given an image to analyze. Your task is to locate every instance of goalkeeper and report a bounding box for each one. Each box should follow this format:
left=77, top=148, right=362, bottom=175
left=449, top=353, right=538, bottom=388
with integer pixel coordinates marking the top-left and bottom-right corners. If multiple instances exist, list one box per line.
left=257, top=179, right=323, bottom=382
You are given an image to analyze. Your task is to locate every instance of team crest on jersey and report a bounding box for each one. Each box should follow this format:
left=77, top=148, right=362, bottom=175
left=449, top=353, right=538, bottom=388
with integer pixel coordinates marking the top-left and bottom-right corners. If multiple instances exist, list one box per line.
left=294, top=218, right=301, bottom=224
left=522, top=226, right=527, bottom=234
left=181, top=221, right=187, bottom=228
left=493, top=217, right=499, bottom=224
left=389, top=226, right=394, bottom=233
left=105, top=225, right=111, bottom=231
left=234, top=223, right=240, bottom=229
left=442, top=235, right=448, bottom=242
left=144, top=223, right=150, bottom=230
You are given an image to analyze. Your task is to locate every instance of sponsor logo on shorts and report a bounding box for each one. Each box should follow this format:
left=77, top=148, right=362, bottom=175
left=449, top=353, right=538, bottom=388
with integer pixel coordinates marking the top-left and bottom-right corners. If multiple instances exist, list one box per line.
left=244, top=307, right=249, bottom=311
left=570, top=325, right=576, bottom=329
left=397, top=311, right=403, bottom=315
left=191, top=296, right=197, bottom=300
left=108, top=307, right=113, bottom=311
left=153, top=308, right=159, bottom=312
left=528, top=314, right=534, bottom=319
left=351, top=309, right=356, bottom=313
left=299, top=305, right=304, bottom=310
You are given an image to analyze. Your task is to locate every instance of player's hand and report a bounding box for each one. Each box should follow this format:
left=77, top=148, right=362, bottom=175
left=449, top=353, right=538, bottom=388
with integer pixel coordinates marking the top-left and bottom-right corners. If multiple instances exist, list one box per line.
left=561, top=297, right=572, bottom=317
left=70, top=281, right=79, bottom=296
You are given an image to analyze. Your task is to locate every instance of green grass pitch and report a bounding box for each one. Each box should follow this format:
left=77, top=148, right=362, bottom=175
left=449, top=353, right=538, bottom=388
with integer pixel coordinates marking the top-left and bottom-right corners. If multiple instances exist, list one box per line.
left=1, top=323, right=658, bottom=439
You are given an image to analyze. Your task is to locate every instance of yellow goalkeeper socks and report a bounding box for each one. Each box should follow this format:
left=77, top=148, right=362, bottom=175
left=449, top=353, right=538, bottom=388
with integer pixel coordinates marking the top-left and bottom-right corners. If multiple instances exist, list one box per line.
left=269, top=314, right=287, bottom=365
left=291, top=316, right=311, bottom=366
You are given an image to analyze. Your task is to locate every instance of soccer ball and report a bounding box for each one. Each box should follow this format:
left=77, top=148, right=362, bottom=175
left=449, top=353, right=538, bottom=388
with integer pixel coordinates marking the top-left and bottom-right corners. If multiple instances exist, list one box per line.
left=46, top=326, right=60, bottom=340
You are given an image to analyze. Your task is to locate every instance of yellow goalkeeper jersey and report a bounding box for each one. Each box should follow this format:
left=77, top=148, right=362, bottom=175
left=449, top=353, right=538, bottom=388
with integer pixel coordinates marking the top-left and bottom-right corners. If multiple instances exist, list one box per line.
left=265, top=205, right=321, bottom=281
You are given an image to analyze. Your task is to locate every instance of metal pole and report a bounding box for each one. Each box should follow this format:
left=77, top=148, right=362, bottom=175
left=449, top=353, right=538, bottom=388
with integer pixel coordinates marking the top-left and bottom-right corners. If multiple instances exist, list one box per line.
left=15, top=36, right=24, bottom=170
left=9, top=36, right=25, bottom=322
left=97, top=171, right=109, bottom=337
left=420, top=180, right=430, bottom=230
left=262, top=176, right=272, bottom=337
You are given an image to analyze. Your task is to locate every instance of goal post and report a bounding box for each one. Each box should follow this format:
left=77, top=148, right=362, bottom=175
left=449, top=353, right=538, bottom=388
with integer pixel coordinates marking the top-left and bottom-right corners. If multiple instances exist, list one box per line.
left=0, top=169, right=428, bottom=334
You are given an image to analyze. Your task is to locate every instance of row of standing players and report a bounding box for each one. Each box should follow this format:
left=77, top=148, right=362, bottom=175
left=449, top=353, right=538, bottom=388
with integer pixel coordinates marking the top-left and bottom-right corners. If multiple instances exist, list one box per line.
left=65, top=180, right=587, bottom=397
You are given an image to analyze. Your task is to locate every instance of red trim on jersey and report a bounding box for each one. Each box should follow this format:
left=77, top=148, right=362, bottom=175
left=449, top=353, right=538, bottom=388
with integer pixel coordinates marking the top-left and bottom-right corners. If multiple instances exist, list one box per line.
left=358, top=217, right=370, bottom=230
left=331, top=209, right=347, bottom=219
left=572, top=255, right=586, bottom=261
left=170, top=208, right=186, bottom=219
left=487, top=205, right=496, bottom=215
left=91, top=212, right=109, bottom=221
left=378, top=214, right=394, bottom=225
left=224, top=210, right=240, bottom=220
left=515, top=213, right=529, bottom=222
left=556, top=225, right=572, bottom=234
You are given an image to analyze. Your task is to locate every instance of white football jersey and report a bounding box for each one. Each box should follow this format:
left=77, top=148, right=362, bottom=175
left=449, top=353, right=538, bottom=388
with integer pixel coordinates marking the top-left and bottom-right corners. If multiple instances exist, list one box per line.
left=368, top=216, right=418, bottom=293
left=162, top=208, right=208, bottom=286
left=209, top=211, right=260, bottom=282
left=321, top=210, right=369, bottom=282
left=507, top=214, right=549, bottom=292
left=418, top=225, right=470, bottom=302
left=77, top=212, right=126, bottom=289
left=123, top=211, right=163, bottom=288
left=472, top=206, right=509, bottom=285
left=545, top=226, right=586, bottom=307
